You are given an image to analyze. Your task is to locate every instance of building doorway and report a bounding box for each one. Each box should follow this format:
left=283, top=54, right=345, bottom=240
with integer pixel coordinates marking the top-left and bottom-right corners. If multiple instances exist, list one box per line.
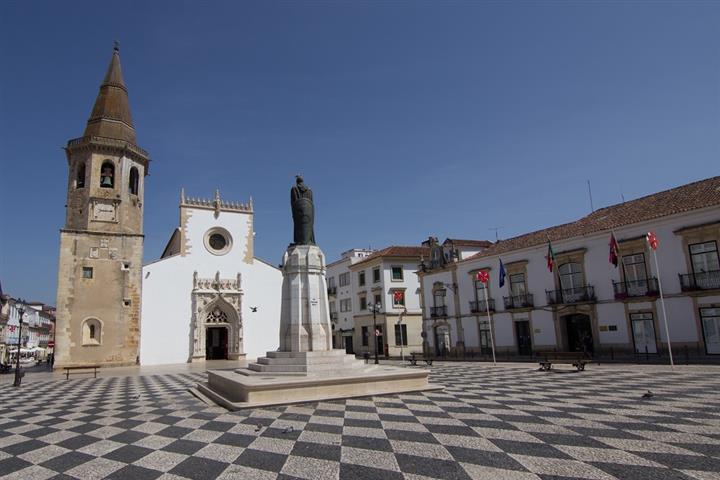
left=563, top=314, right=593, bottom=355
left=630, top=312, right=657, bottom=354
left=206, top=327, right=228, bottom=360
left=344, top=335, right=354, bottom=354
left=435, top=325, right=450, bottom=356
left=515, top=320, right=532, bottom=355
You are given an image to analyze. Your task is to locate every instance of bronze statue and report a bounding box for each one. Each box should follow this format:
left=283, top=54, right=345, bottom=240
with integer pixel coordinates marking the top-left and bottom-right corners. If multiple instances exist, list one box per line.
left=291, top=176, right=315, bottom=245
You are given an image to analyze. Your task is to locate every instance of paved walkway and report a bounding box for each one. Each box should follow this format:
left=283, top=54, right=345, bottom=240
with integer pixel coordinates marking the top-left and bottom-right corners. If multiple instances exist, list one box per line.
left=0, top=362, right=718, bottom=479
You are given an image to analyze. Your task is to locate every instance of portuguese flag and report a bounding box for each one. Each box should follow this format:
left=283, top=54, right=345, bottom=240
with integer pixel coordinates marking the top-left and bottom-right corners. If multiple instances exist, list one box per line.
left=546, top=241, right=556, bottom=273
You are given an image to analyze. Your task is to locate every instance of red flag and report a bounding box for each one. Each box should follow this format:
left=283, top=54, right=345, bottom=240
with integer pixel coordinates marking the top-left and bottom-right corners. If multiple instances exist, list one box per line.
left=609, top=233, right=620, bottom=267
left=647, top=231, right=658, bottom=251
left=476, top=271, right=489, bottom=284
left=393, top=291, right=404, bottom=303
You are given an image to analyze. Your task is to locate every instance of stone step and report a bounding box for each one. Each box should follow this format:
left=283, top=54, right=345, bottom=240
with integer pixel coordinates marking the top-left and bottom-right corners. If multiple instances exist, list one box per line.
left=266, top=350, right=350, bottom=359
left=256, top=355, right=360, bottom=366
left=248, top=360, right=368, bottom=374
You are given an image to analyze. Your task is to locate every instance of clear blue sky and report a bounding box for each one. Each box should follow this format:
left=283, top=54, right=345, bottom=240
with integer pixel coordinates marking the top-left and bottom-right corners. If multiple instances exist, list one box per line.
left=1, top=1, right=718, bottom=304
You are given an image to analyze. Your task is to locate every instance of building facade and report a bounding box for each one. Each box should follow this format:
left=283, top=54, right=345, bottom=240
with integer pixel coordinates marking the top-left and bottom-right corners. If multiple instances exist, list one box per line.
left=140, top=190, right=282, bottom=365
left=54, top=45, right=149, bottom=368
left=418, top=177, right=720, bottom=358
left=326, top=246, right=428, bottom=358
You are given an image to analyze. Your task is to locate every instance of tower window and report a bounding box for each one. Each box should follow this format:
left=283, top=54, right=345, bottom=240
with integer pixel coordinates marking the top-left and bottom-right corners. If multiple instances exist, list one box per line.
left=82, top=318, right=102, bottom=345
left=82, top=267, right=93, bottom=279
left=100, top=161, right=115, bottom=188
left=129, top=167, right=139, bottom=195
left=76, top=163, right=86, bottom=188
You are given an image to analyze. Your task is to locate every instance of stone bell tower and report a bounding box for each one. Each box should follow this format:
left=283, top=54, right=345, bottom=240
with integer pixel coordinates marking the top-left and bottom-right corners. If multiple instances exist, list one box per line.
left=54, top=44, right=149, bottom=368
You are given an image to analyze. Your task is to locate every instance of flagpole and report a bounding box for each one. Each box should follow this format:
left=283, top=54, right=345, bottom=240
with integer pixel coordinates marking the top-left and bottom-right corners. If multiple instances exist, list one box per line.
left=483, top=285, right=497, bottom=365
left=652, top=248, right=674, bottom=369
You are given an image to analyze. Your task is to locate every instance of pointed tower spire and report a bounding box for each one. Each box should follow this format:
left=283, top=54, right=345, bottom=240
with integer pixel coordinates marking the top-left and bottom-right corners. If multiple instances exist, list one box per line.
left=83, top=42, right=137, bottom=144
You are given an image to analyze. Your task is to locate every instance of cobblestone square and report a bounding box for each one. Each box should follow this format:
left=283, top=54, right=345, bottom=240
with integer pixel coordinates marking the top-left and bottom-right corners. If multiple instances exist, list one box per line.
left=0, top=362, right=718, bottom=479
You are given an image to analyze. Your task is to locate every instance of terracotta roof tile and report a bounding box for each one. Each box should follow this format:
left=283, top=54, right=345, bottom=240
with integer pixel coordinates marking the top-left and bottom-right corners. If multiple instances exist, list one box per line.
left=351, top=246, right=430, bottom=268
left=443, top=239, right=493, bottom=248
left=469, top=176, right=720, bottom=261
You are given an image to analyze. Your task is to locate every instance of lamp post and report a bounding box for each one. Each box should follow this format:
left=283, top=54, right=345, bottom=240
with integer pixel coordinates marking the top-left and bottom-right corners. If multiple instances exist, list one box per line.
left=368, top=302, right=381, bottom=364
left=397, top=308, right=407, bottom=362
left=13, top=299, right=25, bottom=387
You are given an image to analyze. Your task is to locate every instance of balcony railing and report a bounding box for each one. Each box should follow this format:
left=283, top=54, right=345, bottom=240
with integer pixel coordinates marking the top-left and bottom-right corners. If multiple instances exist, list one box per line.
left=613, top=278, right=659, bottom=299
left=469, top=299, right=495, bottom=313
left=679, top=271, right=720, bottom=291
left=503, top=293, right=534, bottom=310
left=327, top=286, right=337, bottom=296
left=546, top=286, right=595, bottom=305
left=430, top=306, right=447, bottom=318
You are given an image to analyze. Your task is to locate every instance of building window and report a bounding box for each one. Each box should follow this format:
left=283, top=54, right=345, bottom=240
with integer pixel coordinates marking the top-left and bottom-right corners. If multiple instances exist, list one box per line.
left=433, top=288, right=446, bottom=307
left=362, top=326, right=369, bottom=346
left=622, top=253, right=648, bottom=282
left=203, top=227, right=233, bottom=256
left=630, top=312, right=657, bottom=354
left=100, top=161, right=115, bottom=188
left=700, top=307, right=720, bottom=355
left=339, top=273, right=350, bottom=287
left=340, top=298, right=351, bottom=312
left=374, top=293, right=382, bottom=307
left=358, top=271, right=366, bottom=286
left=474, top=277, right=487, bottom=302
left=327, top=277, right=336, bottom=289
left=392, top=290, right=405, bottom=307
left=394, top=324, right=408, bottom=346
left=509, top=273, right=526, bottom=297
left=129, top=167, right=139, bottom=195
left=690, top=241, right=719, bottom=274
left=82, top=267, right=93, bottom=279
left=373, top=267, right=381, bottom=283
left=391, top=266, right=403, bottom=281
left=76, top=162, right=86, bottom=188
left=82, top=318, right=101, bottom=345
left=359, top=296, right=367, bottom=311
left=558, top=262, right=584, bottom=290
left=329, top=302, right=336, bottom=314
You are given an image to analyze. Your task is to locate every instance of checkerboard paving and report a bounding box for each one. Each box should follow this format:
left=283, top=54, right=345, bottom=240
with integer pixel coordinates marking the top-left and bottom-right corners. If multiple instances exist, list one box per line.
left=0, top=363, right=719, bottom=479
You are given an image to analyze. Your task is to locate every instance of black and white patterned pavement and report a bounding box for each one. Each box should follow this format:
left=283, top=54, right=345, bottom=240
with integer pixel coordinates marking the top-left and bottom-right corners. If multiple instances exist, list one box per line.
left=0, top=362, right=718, bottom=479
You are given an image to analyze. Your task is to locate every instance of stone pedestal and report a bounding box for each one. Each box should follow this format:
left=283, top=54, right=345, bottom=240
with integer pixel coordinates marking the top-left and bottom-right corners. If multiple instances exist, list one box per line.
left=279, top=245, right=332, bottom=352
left=198, top=244, right=440, bottom=409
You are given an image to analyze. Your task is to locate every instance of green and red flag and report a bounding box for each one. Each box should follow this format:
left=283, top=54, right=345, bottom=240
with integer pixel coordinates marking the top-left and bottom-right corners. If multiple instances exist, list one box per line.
left=609, top=233, right=620, bottom=267
left=546, top=241, right=556, bottom=272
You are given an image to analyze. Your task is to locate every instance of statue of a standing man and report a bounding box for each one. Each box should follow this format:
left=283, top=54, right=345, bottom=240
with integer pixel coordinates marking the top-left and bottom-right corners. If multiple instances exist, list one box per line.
left=291, top=176, right=315, bottom=245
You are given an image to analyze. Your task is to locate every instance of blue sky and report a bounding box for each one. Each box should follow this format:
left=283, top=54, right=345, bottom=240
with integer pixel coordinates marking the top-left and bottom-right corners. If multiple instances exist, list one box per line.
left=1, top=1, right=719, bottom=304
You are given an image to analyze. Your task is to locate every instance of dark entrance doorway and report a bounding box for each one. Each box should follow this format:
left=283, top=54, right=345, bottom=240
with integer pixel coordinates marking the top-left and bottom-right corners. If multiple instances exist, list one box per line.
left=344, top=335, right=354, bottom=354
left=206, top=327, right=228, bottom=360
left=564, top=314, right=593, bottom=355
left=516, top=321, right=532, bottom=355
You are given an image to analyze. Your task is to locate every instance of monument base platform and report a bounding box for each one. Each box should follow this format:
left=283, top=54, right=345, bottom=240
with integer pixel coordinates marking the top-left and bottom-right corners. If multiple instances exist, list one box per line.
left=197, top=350, right=441, bottom=409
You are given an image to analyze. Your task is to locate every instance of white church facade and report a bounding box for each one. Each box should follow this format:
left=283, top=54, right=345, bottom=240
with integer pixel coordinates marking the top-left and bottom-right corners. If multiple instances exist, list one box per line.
left=140, top=190, right=282, bottom=365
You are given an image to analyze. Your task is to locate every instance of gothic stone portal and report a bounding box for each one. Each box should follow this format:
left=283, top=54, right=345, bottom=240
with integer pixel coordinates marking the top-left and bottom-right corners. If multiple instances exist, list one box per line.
left=190, top=271, right=244, bottom=362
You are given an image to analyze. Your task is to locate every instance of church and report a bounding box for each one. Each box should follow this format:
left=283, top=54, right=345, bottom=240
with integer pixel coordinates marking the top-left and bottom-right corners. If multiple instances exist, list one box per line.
left=54, top=46, right=281, bottom=368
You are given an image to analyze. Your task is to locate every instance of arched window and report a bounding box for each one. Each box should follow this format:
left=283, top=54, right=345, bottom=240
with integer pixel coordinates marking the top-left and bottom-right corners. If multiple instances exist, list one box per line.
left=100, top=161, right=114, bottom=188
left=76, top=163, right=86, bottom=188
left=82, top=318, right=102, bottom=345
left=129, top=167, right=139, bottom=195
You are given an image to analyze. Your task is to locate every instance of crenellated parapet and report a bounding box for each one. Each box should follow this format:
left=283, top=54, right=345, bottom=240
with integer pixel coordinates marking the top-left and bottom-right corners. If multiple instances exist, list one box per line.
left=180, top=188, right=253, bottom=214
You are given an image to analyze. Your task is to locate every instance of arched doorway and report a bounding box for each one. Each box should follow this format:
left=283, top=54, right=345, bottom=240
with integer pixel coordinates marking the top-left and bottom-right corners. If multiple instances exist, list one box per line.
left=206, top=326, right=228, bottom=360
left=435, top=324, right=451, bottom=356
left=563, top=314, right=593, bottom=355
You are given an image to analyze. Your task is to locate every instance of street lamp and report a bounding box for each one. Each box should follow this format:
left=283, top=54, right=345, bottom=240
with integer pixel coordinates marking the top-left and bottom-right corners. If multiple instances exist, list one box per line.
left=368, top=302, right=382, bottom=364
left=397, top=308, right=407, bottom=362
left=13, top=299, right=25, bottom=387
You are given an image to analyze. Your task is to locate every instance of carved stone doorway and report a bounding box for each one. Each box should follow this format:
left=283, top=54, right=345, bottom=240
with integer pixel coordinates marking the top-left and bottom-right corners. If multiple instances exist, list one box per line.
left=206, top=326, right=228, bottom=360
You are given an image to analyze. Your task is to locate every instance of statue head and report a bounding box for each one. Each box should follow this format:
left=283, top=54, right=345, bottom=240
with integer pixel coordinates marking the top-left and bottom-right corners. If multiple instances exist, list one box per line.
left=295, top=175, right=303, bottom=185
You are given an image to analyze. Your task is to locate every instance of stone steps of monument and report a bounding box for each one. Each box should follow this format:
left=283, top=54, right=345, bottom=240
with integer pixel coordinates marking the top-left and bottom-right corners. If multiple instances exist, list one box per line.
left=256, top=355, right=359, bottom=366
left=247, top=360, right=367, bottom=374
left=267, top=350, right=349, bottom=359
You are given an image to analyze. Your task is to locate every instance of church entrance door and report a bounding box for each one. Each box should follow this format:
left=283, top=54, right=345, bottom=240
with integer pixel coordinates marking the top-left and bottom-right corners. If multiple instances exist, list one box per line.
left=206, top=327, right=228, bottom=360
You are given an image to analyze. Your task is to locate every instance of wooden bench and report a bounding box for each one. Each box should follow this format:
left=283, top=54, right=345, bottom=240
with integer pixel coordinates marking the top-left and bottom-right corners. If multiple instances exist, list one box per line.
left=0, top=364, right=11, bottom=374
left=408, top=352, right=433, bottom=366
left=539, top=352, right=588, bottom=372
left=63, top=365, right=100, bottom=380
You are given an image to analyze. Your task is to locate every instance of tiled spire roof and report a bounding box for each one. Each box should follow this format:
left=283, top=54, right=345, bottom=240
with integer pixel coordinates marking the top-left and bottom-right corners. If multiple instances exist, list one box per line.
left=83, top=42, right=136, bottom=144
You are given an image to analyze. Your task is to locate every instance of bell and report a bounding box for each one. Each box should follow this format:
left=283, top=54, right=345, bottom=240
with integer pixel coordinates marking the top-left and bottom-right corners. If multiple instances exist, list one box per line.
left=100, top=175, right=113, bottom=187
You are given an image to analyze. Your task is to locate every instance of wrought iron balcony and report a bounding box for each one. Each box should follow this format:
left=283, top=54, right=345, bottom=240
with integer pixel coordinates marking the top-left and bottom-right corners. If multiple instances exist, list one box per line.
left=546, top=286, right=595, bottom=305
left=679, top=271, right=720, bottom=291
left=503, top=293, right=534, bottom=310
left=612, top=278, right=659, bottom=299
left=469, top=299, right=495, bottom=313
left=327, top=286, right=337, bottom=296
left=430, top=306, right=447, bottom=318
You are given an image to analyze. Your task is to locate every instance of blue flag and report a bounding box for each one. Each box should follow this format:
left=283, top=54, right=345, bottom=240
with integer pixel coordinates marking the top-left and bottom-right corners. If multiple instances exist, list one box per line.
left=498, top=259, right=506, bottom=288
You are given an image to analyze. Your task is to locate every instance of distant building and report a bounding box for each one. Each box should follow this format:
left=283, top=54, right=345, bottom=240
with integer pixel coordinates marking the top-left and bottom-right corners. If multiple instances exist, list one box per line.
left=418, top=176, right=720, bottom=357
left=327, top=246, right=429, bottom=358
